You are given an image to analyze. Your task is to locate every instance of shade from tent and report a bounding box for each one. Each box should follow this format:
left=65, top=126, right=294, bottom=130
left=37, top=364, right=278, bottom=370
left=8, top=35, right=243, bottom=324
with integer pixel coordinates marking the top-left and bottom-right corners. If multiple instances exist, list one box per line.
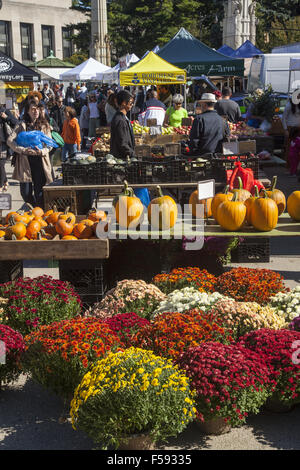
left=119, top=51, right=186, bottom=86
left=217, top=45, right=235, bottom=56
left=157, top=28, right=244, bottom=77
left=231, top=40, right=263, bottom=58
left=0, top=52, right=40, bottom=82
left=59, top=57, right=110, bottom=81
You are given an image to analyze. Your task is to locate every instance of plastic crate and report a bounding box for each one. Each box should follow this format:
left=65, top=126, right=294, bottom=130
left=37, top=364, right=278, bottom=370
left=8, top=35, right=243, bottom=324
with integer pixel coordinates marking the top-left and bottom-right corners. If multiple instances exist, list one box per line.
left=62, top=163, right=92, bottom=185
left=231, top=237, right=270, bottom=263
left=59, top=259, right=108, bottom=308
left=43, top=189, right=93, bottom=215
left=211, top=153, right=259, bottom=182
left=0, top=260, right=23, bottom=284
left=126, top=158, right=191, bottom=184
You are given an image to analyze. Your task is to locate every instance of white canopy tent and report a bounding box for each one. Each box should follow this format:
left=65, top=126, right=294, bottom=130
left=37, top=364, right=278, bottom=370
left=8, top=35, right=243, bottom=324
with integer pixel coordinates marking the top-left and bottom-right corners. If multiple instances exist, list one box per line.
left=96, top=53, right=139, bottom=84
left=288, top=58, right=300, bottom=95
left=59, top=58, right=110, bottom=81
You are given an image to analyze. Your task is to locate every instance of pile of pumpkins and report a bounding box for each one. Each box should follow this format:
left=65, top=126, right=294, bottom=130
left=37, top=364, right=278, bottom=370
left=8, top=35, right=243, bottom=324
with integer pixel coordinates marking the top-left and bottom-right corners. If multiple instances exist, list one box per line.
left=0, top=205, right=107, bottom=241
left=189, top=176, right=300, bottom=232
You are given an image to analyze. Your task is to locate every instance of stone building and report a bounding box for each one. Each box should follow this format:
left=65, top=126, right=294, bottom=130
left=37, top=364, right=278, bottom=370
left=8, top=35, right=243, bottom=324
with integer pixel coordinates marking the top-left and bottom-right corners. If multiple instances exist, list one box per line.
left=0, top=0, right=86, bottom=64
left=222, top=0, right=257, bottom=49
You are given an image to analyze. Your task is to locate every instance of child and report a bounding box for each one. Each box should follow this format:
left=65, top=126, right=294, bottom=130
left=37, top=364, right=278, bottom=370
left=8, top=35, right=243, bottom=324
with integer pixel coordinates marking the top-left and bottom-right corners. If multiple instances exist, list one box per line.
left=288, top=127, right=300, bottom=176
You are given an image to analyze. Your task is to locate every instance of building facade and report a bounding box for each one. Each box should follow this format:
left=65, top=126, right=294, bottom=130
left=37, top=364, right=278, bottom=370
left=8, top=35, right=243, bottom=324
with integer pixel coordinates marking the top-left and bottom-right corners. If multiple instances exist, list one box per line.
left=0, top=0, right=86, bottom=64
left=222, top=0, right=257, bottom=49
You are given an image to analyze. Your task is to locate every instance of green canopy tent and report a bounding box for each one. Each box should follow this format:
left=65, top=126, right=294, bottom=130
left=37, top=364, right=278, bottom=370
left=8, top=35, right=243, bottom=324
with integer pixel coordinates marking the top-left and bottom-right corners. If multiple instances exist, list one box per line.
left=158, top=28, right=244, bottom=78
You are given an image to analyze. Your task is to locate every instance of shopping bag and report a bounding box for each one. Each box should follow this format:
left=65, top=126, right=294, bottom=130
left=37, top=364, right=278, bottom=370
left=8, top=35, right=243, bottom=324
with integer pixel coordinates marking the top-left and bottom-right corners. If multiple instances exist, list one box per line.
left=228, top=161, right=254, bottom=192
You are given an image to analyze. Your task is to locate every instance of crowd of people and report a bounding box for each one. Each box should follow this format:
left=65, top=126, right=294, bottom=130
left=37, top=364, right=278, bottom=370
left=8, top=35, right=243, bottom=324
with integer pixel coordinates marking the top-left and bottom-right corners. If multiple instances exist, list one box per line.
left=0, top=80, right=299, bottom=208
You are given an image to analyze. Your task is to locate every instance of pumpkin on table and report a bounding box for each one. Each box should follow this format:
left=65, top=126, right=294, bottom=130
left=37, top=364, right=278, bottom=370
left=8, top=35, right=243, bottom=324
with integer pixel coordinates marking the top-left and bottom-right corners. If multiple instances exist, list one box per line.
left=251, top=190, right=278, bottom=232
left=26, top=220, right=42, bottom=240
left=211, top=185, right=233, bottom=223
left=217, top=192, right=246, bottom=231
left=189, top=190, right=212, bottom=219
left=58, top=206, right=76, bottom=225
left=147, top=186, right=178, bottom=230
left=244, top=185, right=259, bottom=226
left=230, top=177, right=251, bottom=203
left=261, top=176, right=286, bottom=215
left=73, top=220, right=94, bottom=239
left=55, top=217, right=74, bottom=237
left=87, top=208, right=107, bottom=223
left=5, top=219, right=27, bottom=240
left=115, top=181, right=144, bottom=229
left=287, top=191, right=300, bottom=221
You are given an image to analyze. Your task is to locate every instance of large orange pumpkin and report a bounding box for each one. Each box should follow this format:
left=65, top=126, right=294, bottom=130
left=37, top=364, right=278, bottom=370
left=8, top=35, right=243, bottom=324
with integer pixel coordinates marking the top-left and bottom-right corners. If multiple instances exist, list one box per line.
left=211, top=185, right=233, bottom=223
left=287, top=191, right=300, bottom=221
left=262, top=176, right=286, bottom=216
left=251, top=190, right=278, bottom=232
left=244, top=185, right=260, bottom=226
left=189, top=191, right=212, bottom=219
left=217, top=192, right=246, bottom=231
left=115, top=183, right=144, bottom=229
left=147, top=186, right=177, bottom=230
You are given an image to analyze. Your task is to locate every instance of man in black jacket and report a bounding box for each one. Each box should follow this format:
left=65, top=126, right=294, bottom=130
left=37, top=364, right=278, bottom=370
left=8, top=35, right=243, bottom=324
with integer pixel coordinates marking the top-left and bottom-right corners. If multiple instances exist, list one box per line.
left=50, top=97, right=66, bottom=133
left=0, top=105, right=18, bottom=191
left=110, top=90, right=135, bottom=159
left=188, top=93, right=230, bottom=156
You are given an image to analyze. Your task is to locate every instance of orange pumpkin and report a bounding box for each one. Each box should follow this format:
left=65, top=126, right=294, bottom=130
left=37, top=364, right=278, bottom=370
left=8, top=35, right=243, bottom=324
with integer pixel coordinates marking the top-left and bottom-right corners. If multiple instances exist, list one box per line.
left=79, top=218, right=95, bottom=227
left=45, top=205, right=62, bottom=225
left=73, top=221, right=94, bottom=239
left=147, top=186, right=177, bottom=230
left=262, top=176, right=286, bottom=216
left=217, top=192, right=246, bottom=231
left=244, top=185, right=260, bottom=226
left=58, top=206, right=76, bottom=225
left=33, top=216, right=48, bottom=228
left=116, top=183, right=144, bottom=229
left=5, top=211, right=18, bottom=225
left=251, top=190, right=278, bottom=232
left=87, top=208, right=107, bottom=223
left=189, top=191, right=212, bottom=219
left=61, top=235, right=78, bottom=240
left=27, top=204, right=44, bottom=219
left=287, top=191, right=300, bottom=221
left=55, top=217, right=74, bottom=237
left=5, top=221, right=27, bottom=240
left=26, top=220, right=42, bottom=240
left=211, top=185, right=233, bottom=223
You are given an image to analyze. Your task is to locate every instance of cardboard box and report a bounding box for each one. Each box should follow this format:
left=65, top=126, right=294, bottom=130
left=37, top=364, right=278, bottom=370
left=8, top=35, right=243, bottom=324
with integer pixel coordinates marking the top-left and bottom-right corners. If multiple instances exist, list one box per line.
left=238, top=140, right=257, bottom=154
left=268, top=116, right=285, bottom=135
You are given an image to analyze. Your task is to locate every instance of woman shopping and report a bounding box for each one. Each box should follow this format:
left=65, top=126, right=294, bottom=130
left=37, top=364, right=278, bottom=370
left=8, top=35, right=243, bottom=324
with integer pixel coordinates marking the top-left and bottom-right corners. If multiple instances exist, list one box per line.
left=163, top=94, right=188, bottom=128
left=61, top=106, right=81, bottom=161
left=7, top=100, right=53, bottom=208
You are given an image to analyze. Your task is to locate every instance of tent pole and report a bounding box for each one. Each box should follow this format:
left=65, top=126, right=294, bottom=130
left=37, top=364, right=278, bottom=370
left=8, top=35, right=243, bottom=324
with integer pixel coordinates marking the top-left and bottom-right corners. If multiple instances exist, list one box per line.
left=184, top=82, right=187, bottom=109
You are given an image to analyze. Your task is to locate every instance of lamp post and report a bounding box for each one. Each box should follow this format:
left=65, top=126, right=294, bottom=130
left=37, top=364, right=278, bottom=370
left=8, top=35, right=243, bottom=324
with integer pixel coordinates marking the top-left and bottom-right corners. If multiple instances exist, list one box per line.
left=32, top=52, right=38, bottom=70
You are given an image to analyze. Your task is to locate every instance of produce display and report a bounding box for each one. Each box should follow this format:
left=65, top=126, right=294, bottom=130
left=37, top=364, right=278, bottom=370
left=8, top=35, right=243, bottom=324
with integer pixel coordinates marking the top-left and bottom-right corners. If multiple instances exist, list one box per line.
left=228, top=121, right=265, bottom=138
left=132, top=121, right=192, bottom=136
left=0, top=206, right=108, bottom=241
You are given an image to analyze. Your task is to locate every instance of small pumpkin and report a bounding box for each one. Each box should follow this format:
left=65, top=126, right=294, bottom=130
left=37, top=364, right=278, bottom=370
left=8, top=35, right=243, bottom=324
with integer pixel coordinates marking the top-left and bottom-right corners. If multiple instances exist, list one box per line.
left=10, top=211, right=30, bottom=225
left=87, top=208, right=107, bottom=223
left=230, top=177, right=252, bottom=202
left=33, top=216, right=48, bottom=228
left=5, top=221, right=27, bottom=240
left=26, top=220, right=42, bottom=240
left=217, top=192, right=246, bottom=231
left=189, top=190, right=212, bottom=219
left=55, top=217, right=74, bottom=237
left=73, top=221, right=94, bottom=239
left=45, top=205, right=62, bottom=225
left=262, top=176, right=286, bottom=215
left=251, top=190, right=278, bottom=232
left=0, top=230, right=5, bottom=238
left=211, top=185, right=233, bottom=223
left=287, top=191, right=300, bottom=221
left=115, top=182, right=144, bottom=229
left=27, top=204, right=44, bottom=219
left=244, top=185, right=260, bottom=226
left=147, top=186, right=178, bottom=230
left=61, top=235, right=78, bottom=240
left=58, top=206, right=76, bottom=225
left=5, top=211, right=18, bottom=225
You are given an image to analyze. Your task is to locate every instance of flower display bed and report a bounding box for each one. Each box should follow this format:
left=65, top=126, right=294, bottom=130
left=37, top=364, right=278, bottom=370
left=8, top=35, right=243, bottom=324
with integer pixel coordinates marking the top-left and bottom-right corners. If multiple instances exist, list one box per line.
left=1, top=265, right=300, bottom=449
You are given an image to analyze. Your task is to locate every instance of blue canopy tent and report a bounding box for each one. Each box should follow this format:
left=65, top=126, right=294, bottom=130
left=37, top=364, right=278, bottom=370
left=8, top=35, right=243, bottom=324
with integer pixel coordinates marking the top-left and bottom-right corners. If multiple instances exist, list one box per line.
left=217, top=45, right=235, bottom=57
left=231, top=40, right=263, bottom=58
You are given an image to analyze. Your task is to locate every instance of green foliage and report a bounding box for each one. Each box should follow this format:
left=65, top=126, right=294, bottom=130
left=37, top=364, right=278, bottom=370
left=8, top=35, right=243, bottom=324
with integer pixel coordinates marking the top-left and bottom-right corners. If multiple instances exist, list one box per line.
left=67, top=52, right=89, bottom=65
left=247, top=85, right=277, bottom=122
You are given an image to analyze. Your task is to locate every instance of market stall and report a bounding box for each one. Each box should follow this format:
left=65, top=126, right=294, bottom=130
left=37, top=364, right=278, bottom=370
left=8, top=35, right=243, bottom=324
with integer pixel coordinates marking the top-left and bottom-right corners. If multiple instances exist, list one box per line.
left=59, top=57, right=110, bottom=82
left=28, top=50, right=75, bottom=83
left=0, top=52, right=40, bottom=104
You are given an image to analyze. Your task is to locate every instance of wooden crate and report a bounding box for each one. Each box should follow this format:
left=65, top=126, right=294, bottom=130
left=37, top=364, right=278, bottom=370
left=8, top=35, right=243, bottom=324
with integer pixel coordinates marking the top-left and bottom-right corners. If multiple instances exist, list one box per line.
left=43, top=188, right=94, bottom=215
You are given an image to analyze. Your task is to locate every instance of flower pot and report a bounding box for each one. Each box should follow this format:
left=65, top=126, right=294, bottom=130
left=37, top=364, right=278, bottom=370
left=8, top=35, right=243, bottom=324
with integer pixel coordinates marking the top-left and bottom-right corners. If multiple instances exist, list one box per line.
left=195, top=417, right=231, bottom=435
left=265, top=397, right=294, bottom=413
left=118, top=432, right=155, bottom=450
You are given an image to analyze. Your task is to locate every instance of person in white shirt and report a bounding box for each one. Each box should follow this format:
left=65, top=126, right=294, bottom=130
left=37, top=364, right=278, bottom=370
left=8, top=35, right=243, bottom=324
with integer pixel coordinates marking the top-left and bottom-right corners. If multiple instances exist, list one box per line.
left=87, top=93, right=100, bottom=137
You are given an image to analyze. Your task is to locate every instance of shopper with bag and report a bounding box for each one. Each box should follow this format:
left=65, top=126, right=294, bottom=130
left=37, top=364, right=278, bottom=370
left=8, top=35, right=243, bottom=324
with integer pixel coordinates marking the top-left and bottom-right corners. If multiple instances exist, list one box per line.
left=0, top=104, right=19, bottom=192
left=7, top=100, right=53, bottom=207
left=61, top=106, right=81, bottom=161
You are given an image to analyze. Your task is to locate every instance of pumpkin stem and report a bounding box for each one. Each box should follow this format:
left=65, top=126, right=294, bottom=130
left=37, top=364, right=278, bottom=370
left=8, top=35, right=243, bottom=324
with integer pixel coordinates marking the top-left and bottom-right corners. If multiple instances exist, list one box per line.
left=26, top=203, right=34, bottom=211
left=261, top=189, right=268, bottom=198
left=254, top=185, right=259, bottom=197
left=232, top=192, right=239, bottom=202
left=237, top=177, right=243, bottom=190
left=156, top=185, right=163, bottom=198
left=64, top=206, right=70, bottom=214
left=271, top=175, right=277, bottom=191
left=8, top=216, right=15, bottom=226
left=224, top=185, right=230, bottom=194
left=66, top=217, right=73, bottom=224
